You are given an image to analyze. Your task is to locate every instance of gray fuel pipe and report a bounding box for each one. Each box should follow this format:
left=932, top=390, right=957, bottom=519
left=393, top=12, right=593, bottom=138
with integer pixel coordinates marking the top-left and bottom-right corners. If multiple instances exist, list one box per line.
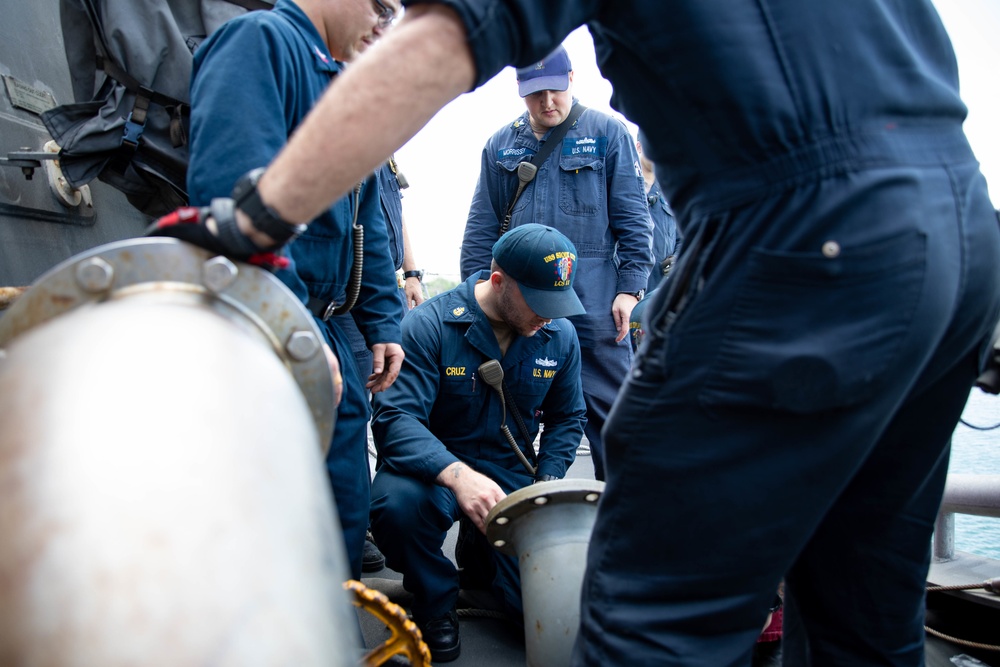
left=0, top=239, right=357, bottom=666
left=486, top=478, right=605, bottom=667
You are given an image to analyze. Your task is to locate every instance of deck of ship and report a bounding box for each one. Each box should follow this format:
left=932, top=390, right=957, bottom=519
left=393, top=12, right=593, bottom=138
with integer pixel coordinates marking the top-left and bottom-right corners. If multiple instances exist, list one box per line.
left=359, top=447, right=1000, bottom=666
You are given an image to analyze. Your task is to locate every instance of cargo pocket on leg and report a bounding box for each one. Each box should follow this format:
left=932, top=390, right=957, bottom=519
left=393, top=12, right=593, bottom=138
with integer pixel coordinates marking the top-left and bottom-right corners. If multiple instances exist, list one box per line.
left=699, top=231, right=927, bottom=414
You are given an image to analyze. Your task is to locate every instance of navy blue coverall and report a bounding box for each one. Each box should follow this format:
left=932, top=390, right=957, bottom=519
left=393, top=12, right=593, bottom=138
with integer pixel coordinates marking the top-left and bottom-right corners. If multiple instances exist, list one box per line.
left=461, top=102, right=652, bottom=481
left=369, top=272, right=587, bottom=623
left=377, top=158, right=408, bottom=281
left=645, top=179, right=678, bottom=293
left=406, top=0, right=1000, bottom=664
left=335, top=159, right=410, bottom=385
left=187, top=0, right=402, bottom=580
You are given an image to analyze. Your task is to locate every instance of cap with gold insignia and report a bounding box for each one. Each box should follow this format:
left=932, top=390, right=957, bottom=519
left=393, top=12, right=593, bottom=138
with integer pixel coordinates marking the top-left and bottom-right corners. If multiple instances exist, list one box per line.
left=492, top=223, right=586, bottom=320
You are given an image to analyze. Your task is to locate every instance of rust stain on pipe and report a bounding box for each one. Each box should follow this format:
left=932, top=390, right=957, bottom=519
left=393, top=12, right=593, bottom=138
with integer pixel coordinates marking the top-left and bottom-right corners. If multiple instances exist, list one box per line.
left=0, top=287, right=28, bottom=311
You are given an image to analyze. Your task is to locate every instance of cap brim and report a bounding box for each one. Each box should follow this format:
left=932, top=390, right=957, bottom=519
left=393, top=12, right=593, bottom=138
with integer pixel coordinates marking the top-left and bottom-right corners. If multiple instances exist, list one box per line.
left=518, top=74, right=570, bottom=97
left=519, top=284, right=586, bottom=320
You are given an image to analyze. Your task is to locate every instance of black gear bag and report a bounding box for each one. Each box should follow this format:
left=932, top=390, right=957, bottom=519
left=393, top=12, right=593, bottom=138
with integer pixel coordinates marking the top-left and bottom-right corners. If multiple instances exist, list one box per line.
left=40, top=0, right=272, bottom=217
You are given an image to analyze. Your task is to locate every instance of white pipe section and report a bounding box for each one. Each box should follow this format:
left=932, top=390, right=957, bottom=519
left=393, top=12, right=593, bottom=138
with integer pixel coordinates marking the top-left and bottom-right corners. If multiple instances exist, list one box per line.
left=486, top=479, right=605, bottom=667
left=0, top=290, right=357, bottom=665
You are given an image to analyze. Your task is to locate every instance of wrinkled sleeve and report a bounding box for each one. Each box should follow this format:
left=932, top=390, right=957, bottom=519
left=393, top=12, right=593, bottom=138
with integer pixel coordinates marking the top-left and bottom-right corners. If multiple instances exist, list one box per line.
left=402, top=0, right=601, bottom=90
left=187, top=17, right=290, bottom=203
left=371, top=309, right=460, bottom=482
left=604, top=118, right=654, bottom=293
left=376, top=164, right=405, bottom=269
left=460, top=139, right=504, bottom=280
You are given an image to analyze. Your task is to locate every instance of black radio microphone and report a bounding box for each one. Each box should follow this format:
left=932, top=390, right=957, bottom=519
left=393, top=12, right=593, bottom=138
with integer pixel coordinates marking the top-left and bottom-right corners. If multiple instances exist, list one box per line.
left=477, top=360, right=536, bottom=475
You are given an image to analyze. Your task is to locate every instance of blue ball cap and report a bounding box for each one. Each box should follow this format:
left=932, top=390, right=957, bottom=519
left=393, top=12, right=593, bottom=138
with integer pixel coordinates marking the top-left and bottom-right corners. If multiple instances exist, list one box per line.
left=516, top=46, right=572, bottom=97
left=492, top=224, right=586, bottom=320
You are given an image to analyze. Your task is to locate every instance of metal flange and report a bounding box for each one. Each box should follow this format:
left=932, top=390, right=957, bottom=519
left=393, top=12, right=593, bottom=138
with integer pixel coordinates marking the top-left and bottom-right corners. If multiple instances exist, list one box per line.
left=0, top=237, right=334, bottom=450
left=486, top=478, right=605, bottom=555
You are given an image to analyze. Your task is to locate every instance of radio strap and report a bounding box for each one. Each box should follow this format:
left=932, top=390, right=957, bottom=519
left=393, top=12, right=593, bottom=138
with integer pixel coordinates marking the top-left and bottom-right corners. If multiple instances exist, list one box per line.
left=500, top=103, right=587, bottom=235
left=501, top=378, right=539, bottom=467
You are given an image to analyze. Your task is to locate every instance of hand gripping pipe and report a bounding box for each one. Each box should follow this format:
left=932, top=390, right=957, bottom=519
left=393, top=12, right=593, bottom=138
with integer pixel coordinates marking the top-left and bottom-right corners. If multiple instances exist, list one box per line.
left=0, top=238, right=357, bottom=666
left=486, top=478, right=606, bottom=667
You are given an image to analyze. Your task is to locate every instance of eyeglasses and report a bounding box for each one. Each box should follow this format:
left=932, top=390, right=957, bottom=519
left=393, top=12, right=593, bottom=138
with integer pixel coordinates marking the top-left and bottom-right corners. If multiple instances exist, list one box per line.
left=372, top=0, right=397, bottom=28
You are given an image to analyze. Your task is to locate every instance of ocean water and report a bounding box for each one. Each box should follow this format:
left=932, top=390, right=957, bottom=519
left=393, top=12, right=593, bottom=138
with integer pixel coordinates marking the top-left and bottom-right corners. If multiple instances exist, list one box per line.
left=948, top=388, right=1000, bottom=559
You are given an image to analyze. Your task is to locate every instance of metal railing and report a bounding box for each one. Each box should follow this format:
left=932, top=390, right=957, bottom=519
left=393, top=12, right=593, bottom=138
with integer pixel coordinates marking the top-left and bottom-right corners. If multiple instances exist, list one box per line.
left=933, top=474, right=1000, bottom=561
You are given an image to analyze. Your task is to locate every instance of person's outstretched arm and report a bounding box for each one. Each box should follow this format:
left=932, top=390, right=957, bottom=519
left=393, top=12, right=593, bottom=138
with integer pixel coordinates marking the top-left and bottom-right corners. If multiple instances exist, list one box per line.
left=254, top=6, right=475, bottom=235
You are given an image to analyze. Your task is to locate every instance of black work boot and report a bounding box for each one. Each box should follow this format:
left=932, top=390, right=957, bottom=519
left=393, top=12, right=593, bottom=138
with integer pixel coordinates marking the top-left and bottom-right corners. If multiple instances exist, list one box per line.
left=418, top=609, right=460, bottom=662
left=361, top=530, right=385, bottom=573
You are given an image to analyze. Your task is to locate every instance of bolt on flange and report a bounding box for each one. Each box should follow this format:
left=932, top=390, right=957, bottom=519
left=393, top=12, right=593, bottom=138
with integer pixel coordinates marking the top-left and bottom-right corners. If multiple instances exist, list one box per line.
left=74, top=257, right=114, bottom=293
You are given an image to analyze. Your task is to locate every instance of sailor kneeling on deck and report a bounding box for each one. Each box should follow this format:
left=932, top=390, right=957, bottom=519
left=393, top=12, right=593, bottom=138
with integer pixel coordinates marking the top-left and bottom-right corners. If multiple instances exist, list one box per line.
left=369, top=224, right=588, bottom=662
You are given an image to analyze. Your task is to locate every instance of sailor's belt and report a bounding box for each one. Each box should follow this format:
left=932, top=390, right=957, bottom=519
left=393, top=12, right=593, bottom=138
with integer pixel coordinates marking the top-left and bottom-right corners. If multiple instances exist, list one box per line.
left=307, top=296, right=341, bottom=321
left=395, top=269, right=405, bottom=289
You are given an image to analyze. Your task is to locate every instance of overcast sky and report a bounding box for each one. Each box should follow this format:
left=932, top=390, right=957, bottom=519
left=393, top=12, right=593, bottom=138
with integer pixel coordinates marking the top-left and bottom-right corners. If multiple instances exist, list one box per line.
left=394, top=1, right=1000, bottom=281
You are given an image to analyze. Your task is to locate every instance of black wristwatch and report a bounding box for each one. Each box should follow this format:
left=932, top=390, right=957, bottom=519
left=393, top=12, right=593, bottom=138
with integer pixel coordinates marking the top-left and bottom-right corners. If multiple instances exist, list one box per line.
left=231, top=167, right=307, bottom=247
left=619, top=289, right=645, bottom=301
left=403, top=270, right=424, bottom=282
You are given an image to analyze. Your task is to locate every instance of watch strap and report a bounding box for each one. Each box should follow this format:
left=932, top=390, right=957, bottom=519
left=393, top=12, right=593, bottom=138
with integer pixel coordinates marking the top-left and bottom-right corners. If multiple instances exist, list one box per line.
left=619, top=289, right=644, bottom=301
left=232, top=168, right=307, bottom=248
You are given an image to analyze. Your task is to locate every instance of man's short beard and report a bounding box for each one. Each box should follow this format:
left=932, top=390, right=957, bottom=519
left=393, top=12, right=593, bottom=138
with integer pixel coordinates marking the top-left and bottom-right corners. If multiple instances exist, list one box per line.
left=496, top=282, right=537, bottom=337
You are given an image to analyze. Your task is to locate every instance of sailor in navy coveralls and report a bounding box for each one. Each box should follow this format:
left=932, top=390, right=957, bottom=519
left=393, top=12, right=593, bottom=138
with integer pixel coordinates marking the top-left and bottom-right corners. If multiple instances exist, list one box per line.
left=461, top=46, right=652, bottom=481
left=185, top=0, right=404, bottom=580
left=637, top=138, right=679, bottom=293
left=370, top=224, right=587, bottom=661
left=371, top=3, right=1000, bottom=663
left=157, top=0, right=1000, bottom=663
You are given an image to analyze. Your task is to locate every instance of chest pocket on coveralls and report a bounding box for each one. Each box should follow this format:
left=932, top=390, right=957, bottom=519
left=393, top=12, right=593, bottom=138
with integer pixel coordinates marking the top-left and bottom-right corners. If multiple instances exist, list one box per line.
left=441, top=368, right=478, bottom=396
left=499, top=157, right=533, bottom=216
left=439, top=369, right=480, bottom=431
left=513, top=363, right=551, bottom=433
left=558, top=154, right=604, bottom=217
left=515, top=362, right=554, bottom=396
